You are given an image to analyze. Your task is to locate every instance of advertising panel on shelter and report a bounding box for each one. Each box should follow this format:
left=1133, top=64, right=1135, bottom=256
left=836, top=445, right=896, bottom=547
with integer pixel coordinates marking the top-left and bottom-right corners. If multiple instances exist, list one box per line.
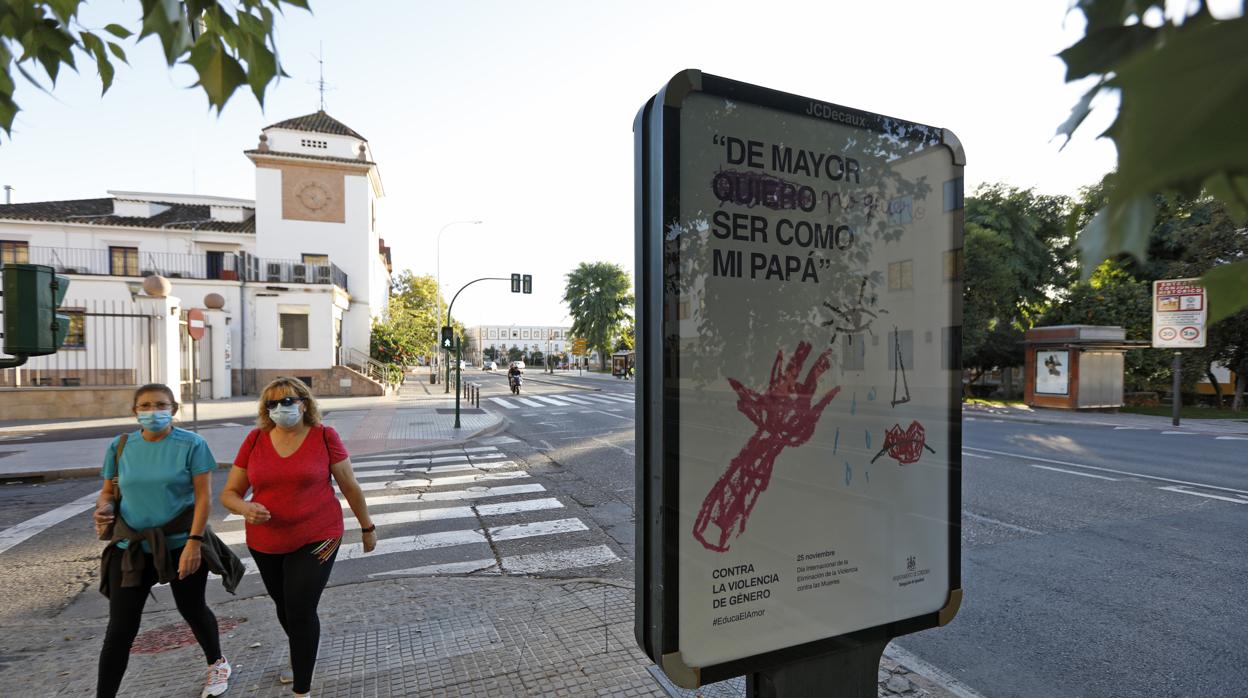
left=635, top=70, right=964, bottom=686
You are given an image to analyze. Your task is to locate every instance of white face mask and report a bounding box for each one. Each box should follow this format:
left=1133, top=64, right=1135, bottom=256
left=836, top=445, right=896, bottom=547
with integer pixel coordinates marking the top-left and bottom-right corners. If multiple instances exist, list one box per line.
left=269, top=404, right=302, bottom=428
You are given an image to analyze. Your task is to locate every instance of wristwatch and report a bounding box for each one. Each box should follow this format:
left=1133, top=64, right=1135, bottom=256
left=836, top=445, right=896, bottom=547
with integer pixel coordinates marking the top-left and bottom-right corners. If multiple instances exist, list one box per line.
left=360, top=524, right=376, bottom=534
left=187, top=534, right=205, bottom=542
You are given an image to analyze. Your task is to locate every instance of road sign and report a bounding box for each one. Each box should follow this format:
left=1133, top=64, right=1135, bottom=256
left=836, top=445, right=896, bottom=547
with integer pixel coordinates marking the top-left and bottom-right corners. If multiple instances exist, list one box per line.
left=1152, top=278, right=1206, bottom=348
left=441, top=325, right=454, bottom=349
left=572, top=337, right=587, bottom=355
left=187, top=308, right=206, bottom=341
left=635, top=71, right=962, bottom=687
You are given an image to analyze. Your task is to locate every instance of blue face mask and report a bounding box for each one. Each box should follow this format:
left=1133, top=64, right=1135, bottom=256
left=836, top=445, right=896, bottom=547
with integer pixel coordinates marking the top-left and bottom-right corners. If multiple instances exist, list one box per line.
left=136, top=410, right=173, bottom=432
left=269, top=405, right=302, bottom=429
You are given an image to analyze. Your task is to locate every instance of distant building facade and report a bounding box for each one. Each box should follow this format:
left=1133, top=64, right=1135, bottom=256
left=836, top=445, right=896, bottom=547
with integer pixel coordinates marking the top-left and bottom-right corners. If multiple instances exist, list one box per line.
left=466, top=325, right=571, bottom=363
left=0, top=111, right=393, bottom=398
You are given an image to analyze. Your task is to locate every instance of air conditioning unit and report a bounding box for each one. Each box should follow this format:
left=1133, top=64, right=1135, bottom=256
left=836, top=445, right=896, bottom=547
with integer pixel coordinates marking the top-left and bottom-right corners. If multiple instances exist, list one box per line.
left=266, top=263, right=282, bottom=282
left=316, top=266, right=331, bottom=283
left=292, top=264, right=307, bottom=283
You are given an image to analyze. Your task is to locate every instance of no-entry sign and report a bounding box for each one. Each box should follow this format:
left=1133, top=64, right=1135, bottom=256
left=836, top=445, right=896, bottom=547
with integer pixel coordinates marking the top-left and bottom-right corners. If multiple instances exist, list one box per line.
left=1152, top=279, right=1207, bottom=349
left=634, top=71, right=963, bottom=687
left=186, top=308, right=206, bottom=341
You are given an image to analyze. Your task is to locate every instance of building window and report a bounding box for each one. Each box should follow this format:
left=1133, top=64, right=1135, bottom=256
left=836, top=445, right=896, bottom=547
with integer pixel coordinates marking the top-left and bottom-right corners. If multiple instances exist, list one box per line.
left=302, top=253, right=329, bottom=265
left=943, top=249, right=964, bottom=281
left=887, top=196, right=913, bottom=225
left=0, top=240, right=29, bottom=265
left=887, top=329, right=914, bottom=371
left=842, top=334, right=865, bottom=371
left=109, top=246, right=139, bottom=276
left=300, top=138, right=328, bottom=149
left=62, top=308, right=86, bottom=349
left=943, top=177, right=964, bottom=212
left=942, top=326, right=962, bottom=370
left=279, top=307, right=310, bottom=350
left=887, top=260, right=913, bottom=291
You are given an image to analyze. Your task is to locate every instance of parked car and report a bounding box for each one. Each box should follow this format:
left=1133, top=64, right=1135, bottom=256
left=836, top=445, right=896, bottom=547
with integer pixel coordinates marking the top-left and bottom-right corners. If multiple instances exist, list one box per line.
left=511, top=361, right=526, bottom=370
left=483, top=361, right=497, bottom=371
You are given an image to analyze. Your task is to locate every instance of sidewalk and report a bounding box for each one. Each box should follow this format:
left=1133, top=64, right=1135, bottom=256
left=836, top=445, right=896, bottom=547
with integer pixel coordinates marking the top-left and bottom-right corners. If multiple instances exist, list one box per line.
left=964, top=401, right=1248, bottom=435
left=0, top=377, right=505, bottom=481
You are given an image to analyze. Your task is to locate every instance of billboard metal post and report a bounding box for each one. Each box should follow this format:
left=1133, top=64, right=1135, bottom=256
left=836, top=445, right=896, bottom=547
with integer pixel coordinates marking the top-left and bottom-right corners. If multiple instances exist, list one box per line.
left=1172, top=351, right=1182, bottom=427
left=634, top=70, right=964, bottom=693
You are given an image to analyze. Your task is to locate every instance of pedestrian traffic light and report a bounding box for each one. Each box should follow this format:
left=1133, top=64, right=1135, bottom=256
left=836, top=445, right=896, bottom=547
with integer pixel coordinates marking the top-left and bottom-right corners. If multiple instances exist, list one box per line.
left=522, top=274, right=532, bottom=294
left=2, top=263, right=71, bottom=359
left=511, top=273, right=521, bottom=293
left=441, top=325, right=454, bottom=349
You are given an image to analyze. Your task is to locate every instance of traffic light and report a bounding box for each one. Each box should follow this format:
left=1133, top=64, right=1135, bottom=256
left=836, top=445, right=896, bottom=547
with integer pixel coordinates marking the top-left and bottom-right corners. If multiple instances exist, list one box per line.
left=511, top=273, right=521, bottom=293
left=2, top=263, right=71, bottom=357
left=441, top=325, right=454, bottom=349
left=522, top=274, right=532, bottom=294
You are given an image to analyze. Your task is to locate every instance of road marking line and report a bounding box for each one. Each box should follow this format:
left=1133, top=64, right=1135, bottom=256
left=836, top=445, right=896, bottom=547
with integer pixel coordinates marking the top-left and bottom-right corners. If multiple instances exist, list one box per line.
left=236, top=517, right=590, bottom=574
left=353, top=461, right=518, bottom=480
left=222, top=483, right=549, bottom=521
left=598, top=394, right=635, bottom=403
left=489, top=397, right=520, bottom=409
left=357, top=470, right=529, bottom=492
left=1028, top=464, right=1118, bottom=481
left=371, top=544, right=621, bottom=577
left=406, top=446, right=500, bottom=457
left=352, top=454, right=508, bottom=471
left=1215, top=436, right=1248, bottom=441
left=963, top=511, right=1042, bottom=535
left=0, top=491, right=99, bottom=555
left=1161, top=431, right=1199, bottom=435
left=515, top=398, right=543, bottom=407
left=217, top=497, right=565, bottom=545
left=1157, top=486, right=1248, bottom=504
left=553, top=395, right=593, bottom=405
left=1113, top=426, right=1149, bottom=430
left=961, top=452, right=991, bottom=459
left=580, top=395, right=619, bottom=404
left=531, top=395, right=572, bottom=406
left=963, top=446, right=1248, bottom=496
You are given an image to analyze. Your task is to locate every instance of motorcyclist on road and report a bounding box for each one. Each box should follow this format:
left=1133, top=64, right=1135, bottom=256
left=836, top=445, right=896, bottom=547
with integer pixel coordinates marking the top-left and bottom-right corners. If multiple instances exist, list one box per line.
left=507, top=363, right=523, bottom=393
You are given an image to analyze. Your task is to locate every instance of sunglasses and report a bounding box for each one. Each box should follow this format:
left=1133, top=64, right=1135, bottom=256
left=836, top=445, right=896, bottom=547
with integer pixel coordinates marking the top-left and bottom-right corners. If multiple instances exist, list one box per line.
left=265, top=396, right=304, bottom=410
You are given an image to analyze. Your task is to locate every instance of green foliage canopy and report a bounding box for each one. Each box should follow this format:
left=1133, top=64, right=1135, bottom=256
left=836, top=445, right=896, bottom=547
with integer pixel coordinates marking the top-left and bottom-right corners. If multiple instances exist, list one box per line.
left=562, top=262, right=633, bottom=366
left=0, top=0, right=309, bottom=138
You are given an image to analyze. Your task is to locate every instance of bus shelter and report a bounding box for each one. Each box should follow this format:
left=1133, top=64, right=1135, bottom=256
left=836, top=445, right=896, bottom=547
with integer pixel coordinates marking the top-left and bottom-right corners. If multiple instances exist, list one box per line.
left=1024, top=325, right=1138, bottom=409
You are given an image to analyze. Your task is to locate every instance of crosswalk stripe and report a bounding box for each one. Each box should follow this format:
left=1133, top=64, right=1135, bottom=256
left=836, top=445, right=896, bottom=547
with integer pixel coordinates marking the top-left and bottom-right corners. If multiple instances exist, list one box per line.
left=217, top=497, right=565, bottom=545
left=0, top=491, right=99, bottom=556
left=552, top=394, right=593, bottom=405
left=223, top=483, right=548, bottom=521
left=236, top=517, right=589, bottom=575
left=598, top=394, right=635, bottom=403
left=489, top=397, right=520, bottom=409
left=371, top=544, right=620, bottom=577
left=358, top=470, right=528, bottom=492
left=353, top=460, right=518, bottom=479
left=580, top=395, right=620, bottom=404
left=350, top=453, right=508, bottom=470
left=531, top=395, right=572, bottom=406
left=515, top=397, right=543, bottom=407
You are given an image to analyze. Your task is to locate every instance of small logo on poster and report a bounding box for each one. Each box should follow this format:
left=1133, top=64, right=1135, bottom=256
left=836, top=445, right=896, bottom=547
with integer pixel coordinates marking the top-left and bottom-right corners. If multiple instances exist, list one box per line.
left=907, top=555, right=916, bottom=572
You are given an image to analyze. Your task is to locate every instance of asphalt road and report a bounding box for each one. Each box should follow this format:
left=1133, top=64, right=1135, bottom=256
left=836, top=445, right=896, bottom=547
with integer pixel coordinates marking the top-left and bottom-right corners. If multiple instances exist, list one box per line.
left=895, top=417, right=1248, bottom=698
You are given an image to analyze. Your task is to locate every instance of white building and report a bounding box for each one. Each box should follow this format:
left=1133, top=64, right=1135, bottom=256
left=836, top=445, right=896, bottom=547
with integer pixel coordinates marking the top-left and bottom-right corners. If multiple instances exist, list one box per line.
left=0, top=110, right=393, bottom=409
left=466, top=325, right=571, bottom=364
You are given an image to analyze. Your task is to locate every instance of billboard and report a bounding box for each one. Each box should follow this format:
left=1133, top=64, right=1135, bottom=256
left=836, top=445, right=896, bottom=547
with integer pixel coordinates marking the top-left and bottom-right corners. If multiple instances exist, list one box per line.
left=635, top=71, right=963, bottom=687
left=1152, top=278, right=1207, bottom=348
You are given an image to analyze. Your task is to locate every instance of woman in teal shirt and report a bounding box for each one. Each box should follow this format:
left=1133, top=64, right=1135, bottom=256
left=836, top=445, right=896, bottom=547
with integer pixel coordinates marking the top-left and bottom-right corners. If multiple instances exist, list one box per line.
left=93, top=383, right=231, bottom=698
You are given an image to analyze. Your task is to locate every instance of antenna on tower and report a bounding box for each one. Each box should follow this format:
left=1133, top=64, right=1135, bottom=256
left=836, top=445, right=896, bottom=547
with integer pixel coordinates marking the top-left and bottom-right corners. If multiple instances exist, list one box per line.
left=309, top=42, right=336, bottom=111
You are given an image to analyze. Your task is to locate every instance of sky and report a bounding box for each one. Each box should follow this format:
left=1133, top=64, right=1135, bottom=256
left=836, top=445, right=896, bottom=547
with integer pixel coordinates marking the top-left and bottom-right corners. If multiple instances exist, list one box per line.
left=1, top=0, right=1124, bottom=328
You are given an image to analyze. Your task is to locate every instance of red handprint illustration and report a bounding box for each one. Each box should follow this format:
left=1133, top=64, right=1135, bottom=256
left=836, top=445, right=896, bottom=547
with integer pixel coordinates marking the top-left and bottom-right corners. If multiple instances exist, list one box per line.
left=692, top=341, right=842, bottom=553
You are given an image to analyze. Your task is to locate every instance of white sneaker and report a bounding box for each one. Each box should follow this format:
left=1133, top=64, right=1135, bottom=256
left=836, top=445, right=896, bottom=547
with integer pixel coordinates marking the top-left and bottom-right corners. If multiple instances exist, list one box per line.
left=201, top=656, right=231, bottom=697
left=279, top=664, right=294, bottom=684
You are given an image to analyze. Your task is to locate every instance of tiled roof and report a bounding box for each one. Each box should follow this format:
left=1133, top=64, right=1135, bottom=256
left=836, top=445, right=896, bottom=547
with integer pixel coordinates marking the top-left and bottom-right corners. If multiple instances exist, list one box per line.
left=264, top=110, right=366, bottom=141
left=244, top=149, right=376, bottom=167
left=0, top=198, right=255, bottom=234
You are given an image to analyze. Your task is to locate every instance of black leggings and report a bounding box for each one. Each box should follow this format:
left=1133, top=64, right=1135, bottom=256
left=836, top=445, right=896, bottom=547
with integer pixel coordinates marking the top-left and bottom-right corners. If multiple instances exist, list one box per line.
left=97, top=546, right=222, bottom=698
left=250, top=539, right=339, bottom=694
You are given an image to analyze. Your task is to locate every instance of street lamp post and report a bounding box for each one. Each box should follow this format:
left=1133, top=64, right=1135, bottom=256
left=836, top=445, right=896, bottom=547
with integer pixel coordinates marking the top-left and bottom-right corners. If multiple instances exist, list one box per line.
left=437, top=220, right=482, bottom=393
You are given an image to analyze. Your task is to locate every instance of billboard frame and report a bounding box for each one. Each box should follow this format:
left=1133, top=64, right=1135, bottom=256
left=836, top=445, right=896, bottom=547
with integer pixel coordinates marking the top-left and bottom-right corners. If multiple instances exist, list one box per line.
left=634, top=69, right=964, bottom=688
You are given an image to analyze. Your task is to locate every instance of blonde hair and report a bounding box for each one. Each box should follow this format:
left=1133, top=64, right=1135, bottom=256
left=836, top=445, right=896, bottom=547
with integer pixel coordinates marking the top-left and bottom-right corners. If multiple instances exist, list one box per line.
left=257, top=376, right=322, bottom=431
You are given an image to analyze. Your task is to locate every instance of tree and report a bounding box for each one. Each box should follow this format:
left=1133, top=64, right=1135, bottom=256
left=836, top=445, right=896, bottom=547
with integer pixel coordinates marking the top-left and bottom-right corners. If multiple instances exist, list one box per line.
left=961, top=185, right=1075, bottom=395
left=507, top=345, right=523, bottom=363
left=1, top=0, right=310, bottom=139
left=614, top=320, right=635, bottom=353
left=1057, top=1, right=1248, bottom=322
left=563, top=262, right=633, bottom=370
left=369, top=270, right=452, bottom=365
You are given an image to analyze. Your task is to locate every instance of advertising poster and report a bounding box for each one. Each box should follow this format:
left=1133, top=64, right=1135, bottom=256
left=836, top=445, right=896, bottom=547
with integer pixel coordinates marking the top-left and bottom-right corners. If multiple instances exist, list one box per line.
left=1034, top=350, right=1069, bottom=395
left=651, top=81, right=962, bottom=671
left=1152, top=279, right=1207, bottom=348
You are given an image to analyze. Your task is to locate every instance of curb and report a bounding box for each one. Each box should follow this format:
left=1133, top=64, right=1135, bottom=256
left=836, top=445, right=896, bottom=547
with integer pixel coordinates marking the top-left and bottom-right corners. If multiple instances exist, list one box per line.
left=964, top=409, right=1248, bottom=435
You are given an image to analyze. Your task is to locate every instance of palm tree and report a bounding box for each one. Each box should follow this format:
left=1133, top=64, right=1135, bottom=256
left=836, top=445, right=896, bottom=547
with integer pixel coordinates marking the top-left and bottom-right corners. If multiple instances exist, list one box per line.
left=563, top=262, right=633, bottom=370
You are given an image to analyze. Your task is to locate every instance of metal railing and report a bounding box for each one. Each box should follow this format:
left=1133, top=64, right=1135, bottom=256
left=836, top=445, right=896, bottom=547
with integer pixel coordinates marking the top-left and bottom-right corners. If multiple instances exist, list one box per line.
left=19, top=246, right=349, bottom=292
left=0, top=298, right=155, bottom=388
left=339, top=346, right=402, bottom=389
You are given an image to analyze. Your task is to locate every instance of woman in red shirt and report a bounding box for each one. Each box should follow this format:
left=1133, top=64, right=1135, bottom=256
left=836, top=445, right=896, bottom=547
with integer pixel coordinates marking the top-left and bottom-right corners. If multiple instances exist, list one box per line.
left=220, top=377, right=376, bottom=697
